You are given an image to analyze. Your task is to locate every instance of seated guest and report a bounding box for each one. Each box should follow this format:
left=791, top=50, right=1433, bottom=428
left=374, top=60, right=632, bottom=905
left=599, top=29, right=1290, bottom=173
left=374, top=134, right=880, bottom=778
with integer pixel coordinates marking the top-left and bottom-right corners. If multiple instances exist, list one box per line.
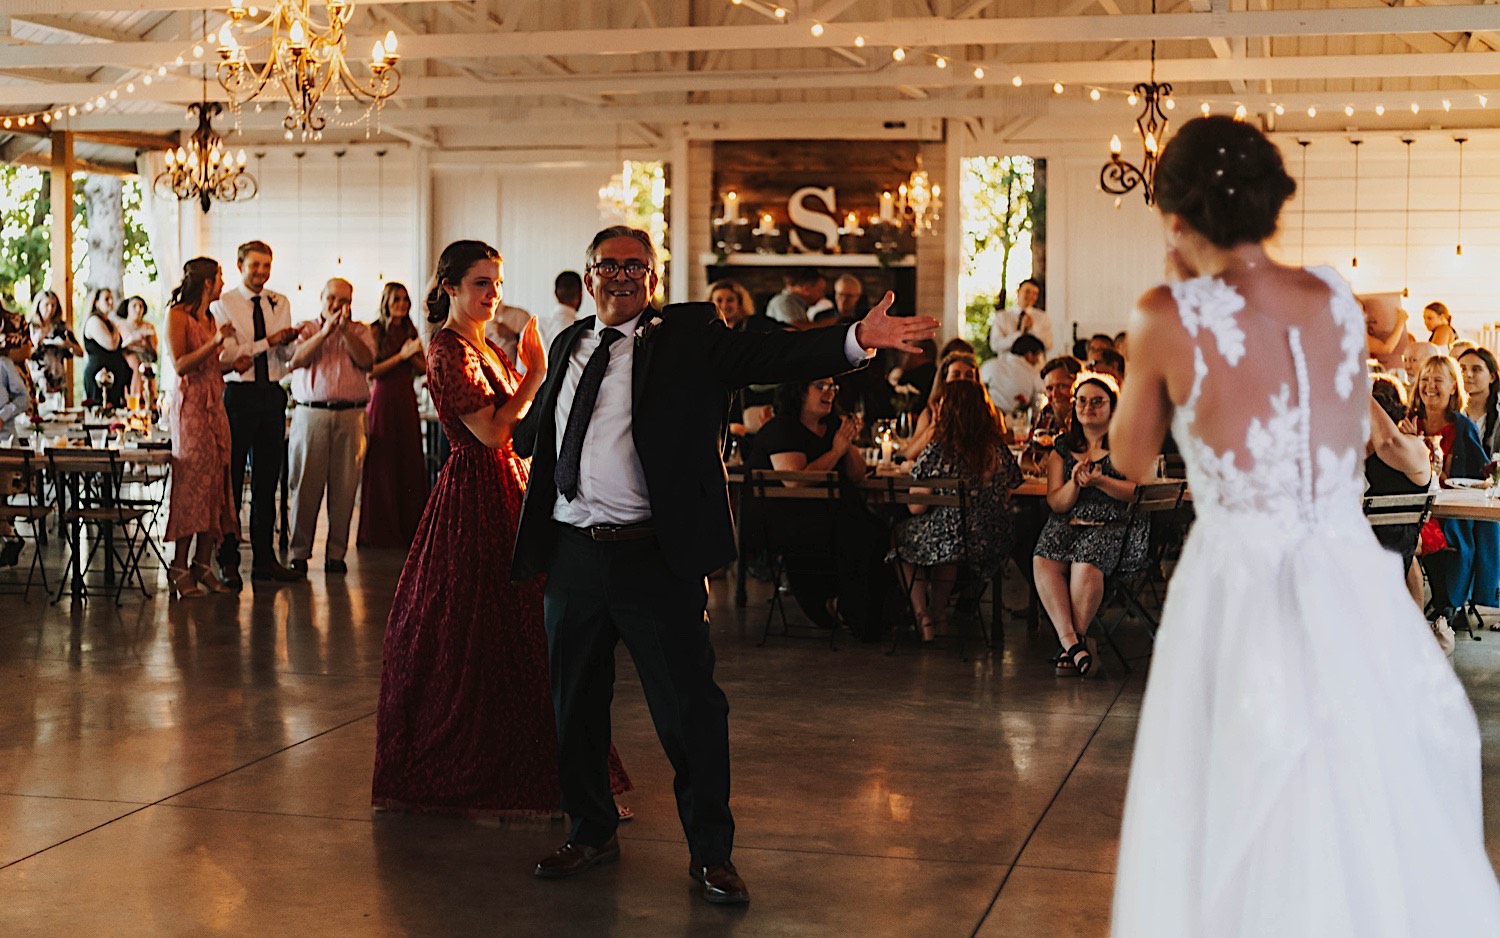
left=1087, top=334, right=1115, bottom=359
left=1400, top=340, right=1439, bottom=390
left=1366, top=375, right=1431, bottom=610
left=1020, top=356, right=1084, bottom=474
left=1413, top=355, right=1500, bottom=627
left=940, top=337, right=975, bottom=359
left=981, top=333, right=1046, bottom=418
left=766, top=269, right=827, bottom=329
left=747, top=377, right=890, bottom=640
left=832, top=274, right=867, bottom=323
left=902, top=350, right=991, bottom=459
left=892, top=381, right=1022, bottom=641
left=1033, top=373, right=1148, bottom=676
left=1088, top=348, right=1125, bottom=385
left=1113, top=331, right=1128, bottom=360
left=1459, top=347, right=1500, bottom=456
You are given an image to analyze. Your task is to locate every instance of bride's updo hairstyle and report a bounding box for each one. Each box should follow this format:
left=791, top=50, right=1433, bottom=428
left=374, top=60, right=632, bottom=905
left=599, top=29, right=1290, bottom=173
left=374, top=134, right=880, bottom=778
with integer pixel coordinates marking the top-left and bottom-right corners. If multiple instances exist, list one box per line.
left=1154, top=116, right=1297, bottom=248
left=426, top=239, right=501, bottom=324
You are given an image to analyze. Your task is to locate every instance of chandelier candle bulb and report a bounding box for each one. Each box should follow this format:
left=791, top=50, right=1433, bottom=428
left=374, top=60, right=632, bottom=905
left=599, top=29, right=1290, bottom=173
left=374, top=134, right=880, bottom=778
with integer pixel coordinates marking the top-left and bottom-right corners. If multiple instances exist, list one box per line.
left=1110, top=134, right=1122, bottom=155
left=1128, top=93, right=1138, bottom=106
left=384, top=30, right=398, bottom=58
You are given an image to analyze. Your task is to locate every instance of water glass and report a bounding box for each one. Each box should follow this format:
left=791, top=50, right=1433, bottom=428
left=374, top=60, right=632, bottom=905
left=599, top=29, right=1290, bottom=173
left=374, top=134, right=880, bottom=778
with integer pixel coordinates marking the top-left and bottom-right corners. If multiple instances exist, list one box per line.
left=88, top=429, right=106, bottom=449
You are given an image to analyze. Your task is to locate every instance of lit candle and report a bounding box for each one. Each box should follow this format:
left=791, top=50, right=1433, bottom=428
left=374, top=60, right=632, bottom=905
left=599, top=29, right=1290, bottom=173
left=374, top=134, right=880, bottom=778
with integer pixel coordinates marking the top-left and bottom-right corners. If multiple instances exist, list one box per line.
left=1110, top=134, right=1122, bottom=156
left=759, top=212, right=774, bottom=233
left=843, top=211, right=857, bottom=232
left=879, top=190, right=894, bottom=222
left=722, top=190, right=739, bottom=223
left=880, top=436, right=895, bottom=464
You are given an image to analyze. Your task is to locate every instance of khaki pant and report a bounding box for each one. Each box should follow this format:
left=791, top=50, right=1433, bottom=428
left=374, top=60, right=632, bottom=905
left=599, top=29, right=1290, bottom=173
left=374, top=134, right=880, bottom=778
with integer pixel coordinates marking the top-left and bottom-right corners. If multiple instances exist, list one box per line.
left=288, top=406, right=366, bottom=563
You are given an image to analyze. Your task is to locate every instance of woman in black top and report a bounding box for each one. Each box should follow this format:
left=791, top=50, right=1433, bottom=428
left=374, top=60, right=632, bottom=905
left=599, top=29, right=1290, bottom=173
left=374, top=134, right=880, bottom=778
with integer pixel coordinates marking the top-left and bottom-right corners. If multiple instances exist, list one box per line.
left=81, top=286, right=130, bottom=408
left=1366, top=374, right=1432, bottom=610
left=746, top=377, right=890, bottom=640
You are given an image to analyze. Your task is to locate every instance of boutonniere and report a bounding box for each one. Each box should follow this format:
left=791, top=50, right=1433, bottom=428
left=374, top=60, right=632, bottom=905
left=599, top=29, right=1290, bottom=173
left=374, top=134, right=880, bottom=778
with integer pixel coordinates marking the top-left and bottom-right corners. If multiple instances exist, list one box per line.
left=634, top=314, right=664, bottom=346
left=267, top=296, right=278, bottom=311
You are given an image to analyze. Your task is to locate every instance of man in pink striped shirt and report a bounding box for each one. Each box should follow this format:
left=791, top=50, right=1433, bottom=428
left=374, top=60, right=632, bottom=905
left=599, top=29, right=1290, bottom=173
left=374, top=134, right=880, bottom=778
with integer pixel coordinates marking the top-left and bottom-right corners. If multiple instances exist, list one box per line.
left=287, top=278, right=375, bottom=575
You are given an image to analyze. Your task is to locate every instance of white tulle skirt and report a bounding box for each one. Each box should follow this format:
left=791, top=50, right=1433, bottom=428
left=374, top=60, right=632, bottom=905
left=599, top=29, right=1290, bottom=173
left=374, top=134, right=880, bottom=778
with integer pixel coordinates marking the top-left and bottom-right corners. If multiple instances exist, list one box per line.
left=1112, top=509, right=1500, bottom=937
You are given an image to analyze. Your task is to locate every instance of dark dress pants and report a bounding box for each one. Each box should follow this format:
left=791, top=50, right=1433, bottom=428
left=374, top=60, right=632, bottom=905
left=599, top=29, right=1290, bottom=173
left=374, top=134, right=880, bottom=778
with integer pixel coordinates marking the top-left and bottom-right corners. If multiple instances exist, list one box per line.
left=220, top=382, right=287, bottom=568
left=544, top=525, right=734, bottom=866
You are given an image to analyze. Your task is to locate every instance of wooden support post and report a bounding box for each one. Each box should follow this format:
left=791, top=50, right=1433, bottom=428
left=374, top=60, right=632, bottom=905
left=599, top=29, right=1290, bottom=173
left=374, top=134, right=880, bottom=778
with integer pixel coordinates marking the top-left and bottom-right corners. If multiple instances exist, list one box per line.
left=49, top=131, right=75, bottom=406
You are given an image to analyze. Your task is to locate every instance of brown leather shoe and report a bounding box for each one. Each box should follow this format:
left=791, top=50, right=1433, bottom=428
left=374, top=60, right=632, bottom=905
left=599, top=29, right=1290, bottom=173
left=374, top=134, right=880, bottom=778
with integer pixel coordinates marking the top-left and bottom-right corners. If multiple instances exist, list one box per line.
left=534, top=836, right=620, bottom=879
left=690, top=861, right=750, bottom=905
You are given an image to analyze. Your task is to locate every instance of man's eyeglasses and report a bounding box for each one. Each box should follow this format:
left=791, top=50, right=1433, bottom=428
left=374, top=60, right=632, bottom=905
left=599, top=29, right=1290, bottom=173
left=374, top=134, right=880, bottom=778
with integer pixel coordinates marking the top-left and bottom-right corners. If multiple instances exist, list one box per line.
left=1074, top=395, right=1110, bottom=410
left=589, top=259, right=653, bottom=280
left=810, top=380, right=838, bottom=392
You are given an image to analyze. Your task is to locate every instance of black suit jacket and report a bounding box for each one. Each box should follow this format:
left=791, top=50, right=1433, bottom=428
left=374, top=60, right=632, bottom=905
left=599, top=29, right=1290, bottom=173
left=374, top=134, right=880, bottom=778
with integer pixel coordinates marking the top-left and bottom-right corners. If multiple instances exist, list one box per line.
left=512, top=302, right=859, bottom=582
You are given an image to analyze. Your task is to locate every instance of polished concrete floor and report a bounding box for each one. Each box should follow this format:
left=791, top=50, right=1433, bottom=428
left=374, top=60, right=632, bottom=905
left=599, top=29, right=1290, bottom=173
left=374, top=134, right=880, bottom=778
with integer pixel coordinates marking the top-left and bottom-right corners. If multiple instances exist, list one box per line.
left=3, top=533, right=1500, bottom=937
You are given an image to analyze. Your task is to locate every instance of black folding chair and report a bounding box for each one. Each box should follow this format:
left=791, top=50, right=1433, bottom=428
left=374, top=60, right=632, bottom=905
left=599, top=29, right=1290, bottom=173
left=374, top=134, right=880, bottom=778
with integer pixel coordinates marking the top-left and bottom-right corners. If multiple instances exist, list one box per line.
left=1363, top=489, right=1462, bottom=634
left=746, top=468, right=842, bottom=649
left=0, top=447, right=53, bottom=601
left=48, top=448, right=154, bottom=605
left=872, top=475, right=995, bottom=661
left=1090, top=481, right=1189, bottom=672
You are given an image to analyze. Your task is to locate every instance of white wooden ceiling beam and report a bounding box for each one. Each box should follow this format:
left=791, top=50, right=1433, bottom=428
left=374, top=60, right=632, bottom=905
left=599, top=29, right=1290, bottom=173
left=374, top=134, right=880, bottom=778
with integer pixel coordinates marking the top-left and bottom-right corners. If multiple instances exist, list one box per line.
left=13, top=7, right=1500, bottom=70
left=9, top=50, right=1500, bottom=108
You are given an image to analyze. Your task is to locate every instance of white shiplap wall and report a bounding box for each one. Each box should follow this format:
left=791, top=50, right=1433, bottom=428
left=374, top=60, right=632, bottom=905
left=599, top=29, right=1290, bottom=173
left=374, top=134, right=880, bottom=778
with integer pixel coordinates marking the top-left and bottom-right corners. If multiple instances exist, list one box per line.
left=1004, top=130, right=1500, bottom=348
left=183, top=146, right=420, bottom=323
left=431, top=162, right=610, bottom=321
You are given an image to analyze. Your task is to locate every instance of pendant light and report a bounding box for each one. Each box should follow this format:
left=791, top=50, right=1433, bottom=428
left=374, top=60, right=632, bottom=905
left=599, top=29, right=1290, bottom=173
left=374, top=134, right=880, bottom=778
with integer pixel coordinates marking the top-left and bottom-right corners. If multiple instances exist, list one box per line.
left=293, top=150, right=307, bottom=293
left=1349, top=139, right=1362, bottom=269
left=1455, top=136, right=1468, bottom=257
left=1401, top=138, right=1413, bottom=298
left=333, top=149, right=347, bottom=267
left=375, top=149, right=388, bottom=283
left=1297, top=140, right=1310, bottom=265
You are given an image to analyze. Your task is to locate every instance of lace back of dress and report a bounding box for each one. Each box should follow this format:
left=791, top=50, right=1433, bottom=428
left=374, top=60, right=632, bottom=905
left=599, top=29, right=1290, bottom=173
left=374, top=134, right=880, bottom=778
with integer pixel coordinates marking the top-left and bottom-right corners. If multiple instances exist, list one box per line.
left=1168, top=267, right=1368, bottom=523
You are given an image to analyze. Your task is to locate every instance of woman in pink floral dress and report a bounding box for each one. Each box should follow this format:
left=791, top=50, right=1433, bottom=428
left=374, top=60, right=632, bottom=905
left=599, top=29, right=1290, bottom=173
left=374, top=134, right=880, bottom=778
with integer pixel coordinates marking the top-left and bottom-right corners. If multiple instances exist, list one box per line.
left=163, top=258, right=237, bottom=598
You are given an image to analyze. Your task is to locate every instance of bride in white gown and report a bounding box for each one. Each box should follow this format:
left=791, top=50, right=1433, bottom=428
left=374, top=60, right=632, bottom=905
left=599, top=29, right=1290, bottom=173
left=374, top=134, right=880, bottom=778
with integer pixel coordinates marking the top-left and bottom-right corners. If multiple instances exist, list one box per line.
left=1109, top=115, right=1500, bottom=937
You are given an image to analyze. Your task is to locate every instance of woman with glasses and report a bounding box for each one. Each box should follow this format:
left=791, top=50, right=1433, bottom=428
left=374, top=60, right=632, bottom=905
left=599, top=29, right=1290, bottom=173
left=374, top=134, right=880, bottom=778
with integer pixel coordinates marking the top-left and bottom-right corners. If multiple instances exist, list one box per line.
left=746, top=376, right=890, bottom=640
left=1032, top=372, right=1146, bottom=676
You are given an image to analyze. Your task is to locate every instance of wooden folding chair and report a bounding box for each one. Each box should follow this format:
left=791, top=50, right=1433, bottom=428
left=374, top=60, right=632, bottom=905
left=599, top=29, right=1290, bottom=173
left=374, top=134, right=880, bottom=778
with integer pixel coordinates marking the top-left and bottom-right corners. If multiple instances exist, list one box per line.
left=1090, top=480, right=1189, bottom=672
left=0, top=447, right=53, bottom=601
left=746, top=468, right=842, bottom=648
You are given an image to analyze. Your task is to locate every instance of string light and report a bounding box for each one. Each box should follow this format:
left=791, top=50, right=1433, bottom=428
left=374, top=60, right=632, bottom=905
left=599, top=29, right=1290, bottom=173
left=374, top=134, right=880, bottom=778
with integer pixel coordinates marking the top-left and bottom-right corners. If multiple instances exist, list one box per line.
left=1165, top=99, right=1175, bottom=110
left=1375, top=104, right=1385, bottom=116
left=772, top=6, right=786, bottom=19
left=892, top=47, right=906, bottom=62
left=1011, top=75, right=1023, bottom=87
left=972, top=66, right=984, bottom=80
left=810, top=22, right=823, bottom=37
left=935, top=56, right=947, bottom=69
left=1201, top=102, right=1211, bottom=115
left=1345, top=105, right=1355, bottom=117
left=853, top=35, right=864, bottom=47
left=1090, top=88, right=1101, bottom=102
left=1274, top=104, right=1285, bottom=116
left=1052, top=81, right=1064, bottom=94
left=1307, top=105, right=1318, bottom=117
left=1234, top=104, right=1247, bottom=120
left=1411, top=102, right=1420, bottom=114
left=1443, top=99, right=1452, bottom=112
left=0, top=39, right=199, bottom=129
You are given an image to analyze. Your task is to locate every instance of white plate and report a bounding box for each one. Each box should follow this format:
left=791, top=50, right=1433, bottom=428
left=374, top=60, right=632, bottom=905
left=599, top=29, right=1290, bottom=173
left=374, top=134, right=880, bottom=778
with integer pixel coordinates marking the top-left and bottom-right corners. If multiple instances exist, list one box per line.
left=1447, top=478, right=1490, bottom=489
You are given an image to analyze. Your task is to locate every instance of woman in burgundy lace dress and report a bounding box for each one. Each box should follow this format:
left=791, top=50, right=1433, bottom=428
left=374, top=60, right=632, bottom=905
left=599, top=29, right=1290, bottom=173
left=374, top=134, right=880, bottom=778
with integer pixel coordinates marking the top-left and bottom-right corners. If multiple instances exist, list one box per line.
left=373, top=241, right=629, bottom=816
left=357, top=282, right=429, bottom=549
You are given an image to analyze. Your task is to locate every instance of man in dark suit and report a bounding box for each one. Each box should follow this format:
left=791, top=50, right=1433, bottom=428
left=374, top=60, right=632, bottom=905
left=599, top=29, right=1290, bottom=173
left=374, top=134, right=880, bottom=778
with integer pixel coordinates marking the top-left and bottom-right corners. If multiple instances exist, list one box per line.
left=514, top=226, right=936, bottom=905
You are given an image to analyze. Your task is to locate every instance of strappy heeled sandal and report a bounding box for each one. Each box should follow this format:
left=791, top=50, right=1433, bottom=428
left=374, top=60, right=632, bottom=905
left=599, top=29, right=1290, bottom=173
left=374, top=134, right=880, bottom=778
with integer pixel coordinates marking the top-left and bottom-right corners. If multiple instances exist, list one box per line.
left=168, top=565, right=207, bottom=598
left=1061, top=641, right=1092, bottom=677
left=190, top=562, right=230, bottom=594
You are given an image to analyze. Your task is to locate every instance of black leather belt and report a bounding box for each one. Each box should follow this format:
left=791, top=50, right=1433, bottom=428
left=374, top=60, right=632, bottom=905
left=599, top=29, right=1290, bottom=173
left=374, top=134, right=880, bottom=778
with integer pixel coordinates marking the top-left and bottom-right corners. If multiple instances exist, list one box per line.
left=297, top=400, right=365, bottom=411
left=566, top=521, right=654, bottom=542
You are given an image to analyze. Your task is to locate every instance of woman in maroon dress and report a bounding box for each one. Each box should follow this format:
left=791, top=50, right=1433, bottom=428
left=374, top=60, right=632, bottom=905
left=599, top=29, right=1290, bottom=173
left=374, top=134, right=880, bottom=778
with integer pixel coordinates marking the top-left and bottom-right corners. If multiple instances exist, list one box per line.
left=357, top=282, right=429, bottom=549
left=373, top=241, right=629, bottom=816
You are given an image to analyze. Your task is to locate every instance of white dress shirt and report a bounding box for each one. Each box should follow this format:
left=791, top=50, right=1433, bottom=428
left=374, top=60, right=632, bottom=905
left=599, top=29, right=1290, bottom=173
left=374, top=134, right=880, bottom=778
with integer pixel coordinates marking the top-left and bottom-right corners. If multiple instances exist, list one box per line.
left=0, top=357, right=28, bottom=432
left=552, top=315, right=871, bottom=528
left=988, top=305, right=1054, bottom=355
left=980, top=353, right=1045, bottom=414
left=212, top=283, right=295, bottom=382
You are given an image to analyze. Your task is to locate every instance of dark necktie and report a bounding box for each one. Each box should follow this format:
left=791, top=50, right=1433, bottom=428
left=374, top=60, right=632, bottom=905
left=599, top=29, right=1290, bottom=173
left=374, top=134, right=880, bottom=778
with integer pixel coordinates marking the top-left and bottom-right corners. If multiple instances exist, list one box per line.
left=251, top=295, right=270, bottom=384
left=555, top=327, right=623, bottom=501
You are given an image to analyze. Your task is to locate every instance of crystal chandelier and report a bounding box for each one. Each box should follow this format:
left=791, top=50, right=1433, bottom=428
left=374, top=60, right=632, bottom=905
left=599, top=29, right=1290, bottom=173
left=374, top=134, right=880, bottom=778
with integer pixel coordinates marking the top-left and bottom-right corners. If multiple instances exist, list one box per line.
left=154, top=99, right=257, bottom=213
left=216, top=0, right=400, bottom=140
left=1100, top=0, right=1171, bottom=205
left=897, top=156, right=942, bottom=235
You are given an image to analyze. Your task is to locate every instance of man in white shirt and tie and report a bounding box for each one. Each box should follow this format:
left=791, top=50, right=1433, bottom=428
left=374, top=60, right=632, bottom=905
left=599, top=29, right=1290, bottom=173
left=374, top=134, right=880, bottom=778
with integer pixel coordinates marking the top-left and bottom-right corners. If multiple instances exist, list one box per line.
left=515, top=226, right=938, bottom=906
left=211, top=240, right=302, bottom=585
left=989, top=277, right=1054, bottom=355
